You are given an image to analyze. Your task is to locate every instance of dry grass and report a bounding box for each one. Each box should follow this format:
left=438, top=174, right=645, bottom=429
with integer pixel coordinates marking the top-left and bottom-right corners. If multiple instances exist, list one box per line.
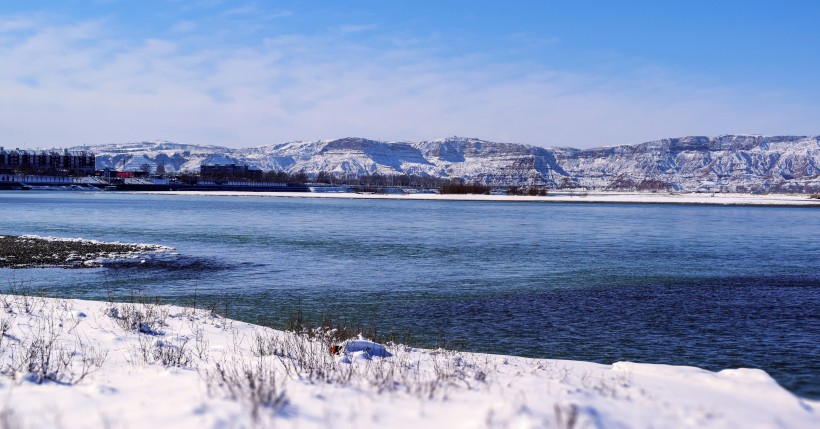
left=204, top=355, right=288, bottom=422
left=0, top=289, right=507, bottom=423
left=0, top=293, right=107, bottom=385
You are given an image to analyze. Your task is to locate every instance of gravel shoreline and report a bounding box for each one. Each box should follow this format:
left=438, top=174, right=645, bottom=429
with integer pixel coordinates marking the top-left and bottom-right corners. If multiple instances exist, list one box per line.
left=0, top=235, right=172, bottom=268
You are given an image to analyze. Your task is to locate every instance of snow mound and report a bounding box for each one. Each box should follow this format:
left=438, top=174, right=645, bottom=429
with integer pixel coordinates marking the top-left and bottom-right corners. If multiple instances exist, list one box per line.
left=338, top=337, right=392, bottom=361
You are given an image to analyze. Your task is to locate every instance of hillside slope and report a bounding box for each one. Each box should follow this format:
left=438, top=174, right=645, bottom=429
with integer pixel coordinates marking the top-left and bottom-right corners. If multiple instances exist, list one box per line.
left=79, top=135, right=820, bottom=192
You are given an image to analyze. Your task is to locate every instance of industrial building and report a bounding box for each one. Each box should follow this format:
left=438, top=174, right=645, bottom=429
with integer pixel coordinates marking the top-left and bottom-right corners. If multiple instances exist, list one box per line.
left=200, top=163, right=263, bottom=180
left=0, top=148, right=96, bottom=176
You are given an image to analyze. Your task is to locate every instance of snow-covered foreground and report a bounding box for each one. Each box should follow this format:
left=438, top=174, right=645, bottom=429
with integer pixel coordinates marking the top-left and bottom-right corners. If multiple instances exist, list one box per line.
left=0, top=295, right=816, bottom=429
left=143, top=190, right=820, bottom=206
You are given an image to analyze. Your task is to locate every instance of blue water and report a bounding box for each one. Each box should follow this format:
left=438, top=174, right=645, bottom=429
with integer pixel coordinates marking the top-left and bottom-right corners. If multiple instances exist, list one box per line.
left=1, top=191, right=818, bottom=398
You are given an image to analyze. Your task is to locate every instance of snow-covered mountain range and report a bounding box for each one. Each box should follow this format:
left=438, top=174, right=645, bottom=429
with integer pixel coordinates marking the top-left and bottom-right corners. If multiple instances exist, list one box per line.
left=78, top=135, right=820, bottom=192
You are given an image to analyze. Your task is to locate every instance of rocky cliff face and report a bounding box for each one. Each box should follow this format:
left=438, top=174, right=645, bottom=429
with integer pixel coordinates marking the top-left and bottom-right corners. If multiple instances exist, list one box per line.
left=553, top=135, right=820, bottom=192
left=82, top=134, right=820, bottom=192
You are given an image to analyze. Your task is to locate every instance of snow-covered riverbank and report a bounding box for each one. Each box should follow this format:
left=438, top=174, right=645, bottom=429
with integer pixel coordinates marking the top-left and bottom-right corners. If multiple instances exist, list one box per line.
left=0, top=295, right=815, bottom=428
left=141, top=190, right=820, bottom=206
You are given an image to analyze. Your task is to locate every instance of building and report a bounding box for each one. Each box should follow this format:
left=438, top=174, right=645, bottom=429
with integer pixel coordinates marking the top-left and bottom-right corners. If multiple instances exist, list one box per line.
left=200, top=163, right=263, bottom=180
left=0, top=147, right=96, bottom=176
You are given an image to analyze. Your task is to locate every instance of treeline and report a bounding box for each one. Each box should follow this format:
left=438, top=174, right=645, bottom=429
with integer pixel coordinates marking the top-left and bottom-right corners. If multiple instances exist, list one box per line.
left=313, top=171, right=452, bottom=189
left=505, top=186, right=548, bottom=196
left=171, top=169, right=524, bottom=194
left=440, top=183, right=492, bottom=194
left=174, top=170, right=310, bottom=184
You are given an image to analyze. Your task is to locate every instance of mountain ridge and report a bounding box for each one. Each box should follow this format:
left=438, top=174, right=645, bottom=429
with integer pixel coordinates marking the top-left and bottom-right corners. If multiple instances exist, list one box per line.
left=76, top=134, right=820, bottom=193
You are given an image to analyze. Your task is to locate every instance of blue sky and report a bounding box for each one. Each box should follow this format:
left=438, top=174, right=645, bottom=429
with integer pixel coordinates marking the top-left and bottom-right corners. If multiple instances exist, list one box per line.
left=1, top=1, right=818, bottom=148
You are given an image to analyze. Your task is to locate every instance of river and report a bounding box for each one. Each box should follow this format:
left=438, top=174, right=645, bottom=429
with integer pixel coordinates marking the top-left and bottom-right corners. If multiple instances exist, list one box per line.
left=1, top=191, right=818, bottom=398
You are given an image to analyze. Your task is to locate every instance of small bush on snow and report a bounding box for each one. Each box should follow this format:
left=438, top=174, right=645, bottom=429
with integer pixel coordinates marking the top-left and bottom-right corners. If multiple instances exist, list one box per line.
left=0, top=295, right=107, bottom=385
left=204, top=356, right=288, bottom=422
left=105, top=298, right=168, bottom=335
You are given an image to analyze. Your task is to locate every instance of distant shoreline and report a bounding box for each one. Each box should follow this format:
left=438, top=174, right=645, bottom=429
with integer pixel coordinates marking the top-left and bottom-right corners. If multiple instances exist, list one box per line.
left=139, top=190, right=820, bottom=207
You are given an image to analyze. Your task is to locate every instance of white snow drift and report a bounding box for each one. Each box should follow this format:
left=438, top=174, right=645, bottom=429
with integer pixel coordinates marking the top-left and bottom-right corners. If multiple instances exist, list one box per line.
left=0, top=294, right=816, bottom=428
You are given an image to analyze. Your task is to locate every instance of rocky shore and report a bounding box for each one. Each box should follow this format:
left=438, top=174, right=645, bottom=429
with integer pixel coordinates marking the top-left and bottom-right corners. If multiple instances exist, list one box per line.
left=0, top=235, right=172, bottom=268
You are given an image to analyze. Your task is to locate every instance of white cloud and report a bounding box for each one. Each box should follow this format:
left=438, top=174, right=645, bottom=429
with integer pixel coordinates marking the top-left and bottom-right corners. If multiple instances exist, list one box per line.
left=171, top=20, right=197, bottom=33
left=0, top=15, right=817, bottom=149
left=0, top=16, right=38, bottom=33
